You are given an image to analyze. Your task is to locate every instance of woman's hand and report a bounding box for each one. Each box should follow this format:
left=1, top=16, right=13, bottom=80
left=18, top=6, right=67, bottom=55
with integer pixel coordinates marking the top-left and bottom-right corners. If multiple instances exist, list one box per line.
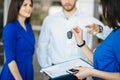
left=73, top=67, right=93, bottom=80
left=72, top=26, right=84, bottom=45
left=74, top=67, right=120, bottom=80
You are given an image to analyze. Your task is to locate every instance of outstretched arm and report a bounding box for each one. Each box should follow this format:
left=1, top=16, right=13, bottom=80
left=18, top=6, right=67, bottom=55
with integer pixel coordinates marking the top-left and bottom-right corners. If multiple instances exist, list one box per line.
left=72, top=26, right=93, bottom=63
left=86, top=23, right=112, bottom=40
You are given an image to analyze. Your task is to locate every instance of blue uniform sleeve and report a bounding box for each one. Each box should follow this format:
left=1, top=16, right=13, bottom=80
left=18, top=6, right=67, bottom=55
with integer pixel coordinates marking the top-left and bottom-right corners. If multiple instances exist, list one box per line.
left=3, top=23, right=16, bottom=63
left=113, top=30, right=120, bottom=65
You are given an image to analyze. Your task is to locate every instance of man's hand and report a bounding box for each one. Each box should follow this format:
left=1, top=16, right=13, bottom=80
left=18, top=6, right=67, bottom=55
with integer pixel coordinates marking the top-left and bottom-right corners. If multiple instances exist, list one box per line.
left=86, top=23, right=103, bottom=35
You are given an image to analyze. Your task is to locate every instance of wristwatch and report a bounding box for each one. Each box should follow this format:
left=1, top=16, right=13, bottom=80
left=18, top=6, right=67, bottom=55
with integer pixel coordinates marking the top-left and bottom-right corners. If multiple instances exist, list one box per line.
left=98, top=25, right=103, bottom=33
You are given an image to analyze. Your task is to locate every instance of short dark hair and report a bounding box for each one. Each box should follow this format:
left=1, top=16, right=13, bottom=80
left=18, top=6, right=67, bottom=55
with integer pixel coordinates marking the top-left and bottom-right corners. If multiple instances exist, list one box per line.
left=101, top=0, right=120, bottom=29
left=7, top=0, right=33, bottom=24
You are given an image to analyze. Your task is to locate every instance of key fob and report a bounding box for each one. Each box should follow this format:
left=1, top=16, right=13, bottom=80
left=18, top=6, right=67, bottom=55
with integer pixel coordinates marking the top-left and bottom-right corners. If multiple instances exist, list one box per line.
left=67, top=31, right=72, bottom=39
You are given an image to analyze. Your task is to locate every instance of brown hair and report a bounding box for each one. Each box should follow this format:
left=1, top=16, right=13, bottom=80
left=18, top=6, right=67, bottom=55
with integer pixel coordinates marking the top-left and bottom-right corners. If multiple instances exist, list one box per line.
left=101, top=0, right=120, bottom=29
left=7, top=0, right=33, bottom=24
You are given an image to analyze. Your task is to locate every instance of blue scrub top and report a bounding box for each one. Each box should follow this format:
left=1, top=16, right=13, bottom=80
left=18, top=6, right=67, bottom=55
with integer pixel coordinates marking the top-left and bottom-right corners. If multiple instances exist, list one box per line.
left=94, top=28, right=120, bottom=80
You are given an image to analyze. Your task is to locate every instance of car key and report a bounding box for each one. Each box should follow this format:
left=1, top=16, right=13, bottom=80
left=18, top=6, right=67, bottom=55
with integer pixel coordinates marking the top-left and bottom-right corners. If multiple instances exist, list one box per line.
left=67, top=31, right=72, bottom=39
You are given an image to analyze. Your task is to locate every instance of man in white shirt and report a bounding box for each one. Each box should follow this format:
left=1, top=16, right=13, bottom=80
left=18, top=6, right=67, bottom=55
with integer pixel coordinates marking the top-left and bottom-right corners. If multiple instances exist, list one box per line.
left=37, top=0, right=111, bottom=80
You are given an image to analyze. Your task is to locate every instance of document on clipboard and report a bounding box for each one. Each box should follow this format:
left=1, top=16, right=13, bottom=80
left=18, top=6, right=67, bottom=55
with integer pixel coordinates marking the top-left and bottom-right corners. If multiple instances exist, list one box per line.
left=40, top=58, right=93, bottom=78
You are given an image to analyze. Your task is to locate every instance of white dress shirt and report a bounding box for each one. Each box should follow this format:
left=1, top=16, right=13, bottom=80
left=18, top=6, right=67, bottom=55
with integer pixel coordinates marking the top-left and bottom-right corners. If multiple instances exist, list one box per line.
left=37, top=9, right=111, bottom=68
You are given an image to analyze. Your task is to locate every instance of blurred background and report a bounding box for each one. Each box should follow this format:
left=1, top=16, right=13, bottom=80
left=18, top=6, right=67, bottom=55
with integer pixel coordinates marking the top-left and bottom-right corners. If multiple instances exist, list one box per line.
left=0, top=0, right=106, bottom=80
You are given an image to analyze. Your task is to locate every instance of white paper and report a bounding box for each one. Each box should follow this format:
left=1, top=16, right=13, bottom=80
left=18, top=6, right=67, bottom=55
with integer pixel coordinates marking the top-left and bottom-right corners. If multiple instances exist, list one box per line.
left=40, top=58, right=93, bottom=78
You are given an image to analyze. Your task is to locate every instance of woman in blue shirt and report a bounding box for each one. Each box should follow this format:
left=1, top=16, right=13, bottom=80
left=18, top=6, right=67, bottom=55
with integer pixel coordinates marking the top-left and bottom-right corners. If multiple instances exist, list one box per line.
left=0, top=0, right=35, bottom=80
left=72, top=0, right=120, bottom=80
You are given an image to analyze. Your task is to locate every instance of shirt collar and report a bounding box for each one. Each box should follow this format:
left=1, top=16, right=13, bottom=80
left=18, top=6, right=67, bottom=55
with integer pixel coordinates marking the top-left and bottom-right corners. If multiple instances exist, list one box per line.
left=60, top=8, right=80, bottom=18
